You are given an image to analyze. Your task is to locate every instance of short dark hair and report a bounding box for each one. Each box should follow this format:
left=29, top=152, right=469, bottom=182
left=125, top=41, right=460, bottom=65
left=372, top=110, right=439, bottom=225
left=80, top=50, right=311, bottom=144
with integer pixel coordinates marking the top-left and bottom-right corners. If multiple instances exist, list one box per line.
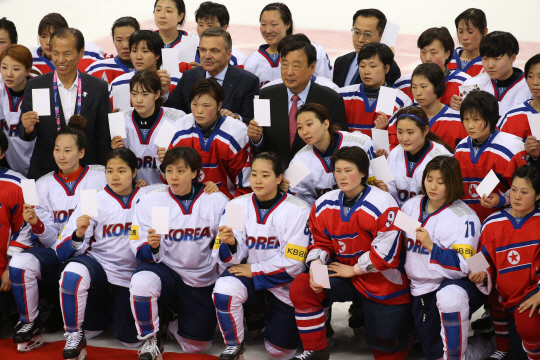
left=460, top=91, right=498, bottom=132
left=162, top=147, right=202, bottom=185
left=130, top=70, right=164, bottom=107
left=479, top=31, right=519, bottom=58
left=195, top=1, right=230, bottom=27
left=277, top=33, right=310, bottom=55
left=525, top=54, right=540, bottom=79
left=417, top=27, right=454, bottom=66
left=421, top=156, right=464, bottom=203
left=0, top=18, right=17, bottom=44
left=56, top=115, right=88, bottom=152
left=38, top=13, right=68, bottom=36
left=297, top=103, right=340, bottom=146
left=357, top=42, right=394, bottom=68
left=280, top=41, right=317, bottom=66
left=129, top=30, right=164, bottom=69
left=200, top=27, right=232, bottom=52
left=454, top=8, right=487, bottom=35
left=50, top=28, right=85, bottom=53
left=105, top=148, right=139, bottom=187
left=260, top=3, right=293, bottom=36
left=412, top=63, right=446, bottom=98
left=253, top=152, right=285, bottom=177
left=512, top=165, right=540, bottom=204
left=111, top=16, right=140, bottom=38
left=352, top=9, right=387, bottom=34
left=154, top=0, right=186, bottom=27
left=331, top=146, right=370, bottom=181
left=188, top=78, right=225, bottom=106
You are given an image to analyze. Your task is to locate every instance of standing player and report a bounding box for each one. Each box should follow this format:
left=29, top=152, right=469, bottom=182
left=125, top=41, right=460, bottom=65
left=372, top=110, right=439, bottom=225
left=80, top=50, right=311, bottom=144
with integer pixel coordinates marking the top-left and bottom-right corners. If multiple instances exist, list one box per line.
left=129, top=147, right=228, bottom=359
left=244, top=3, right=333, bottom=87
left=375, top=106, right=452, bottom=206
left=289, top=146, right=410, bottom=360
left=213, top=152, right=310, bottom=360
left=9, top=115, right=106, bottom=352
left=55, top=148, right=156, bottom=360
left=0, top=18, right=17, bottom=60
left=388, top=63, right=468, bottom=150
left=283, top=103, right=375, bottom=206
left=472, top=165, right=540, bottom=360
left=447, top=8, right=488, bottom=77
left=85, top=17, right=140, bottom=84
left=111, top=70, right=185, bottom=184
left=451, top=31, right=531, bottom=116
left=339, top=43, right=411, bottom=137
left=159, top=78, right=251, bottom=199
left=395, top=27, right=470, bottom=109
left=109, top=30, right=174, bottom=112
left=154, top=0, right=198, bottom=61
left=29, top=13, right=107, bottom=74
left=0, top=45, right=38, bottom=176
left=402, top=155, right=486, bottom=360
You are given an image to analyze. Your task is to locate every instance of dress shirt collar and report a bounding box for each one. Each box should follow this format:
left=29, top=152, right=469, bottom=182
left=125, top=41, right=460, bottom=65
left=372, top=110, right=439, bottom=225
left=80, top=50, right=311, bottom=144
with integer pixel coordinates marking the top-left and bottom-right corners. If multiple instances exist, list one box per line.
left=206, top=65, right=228, bottom=84
left=287, top=80, right=312, bottom=104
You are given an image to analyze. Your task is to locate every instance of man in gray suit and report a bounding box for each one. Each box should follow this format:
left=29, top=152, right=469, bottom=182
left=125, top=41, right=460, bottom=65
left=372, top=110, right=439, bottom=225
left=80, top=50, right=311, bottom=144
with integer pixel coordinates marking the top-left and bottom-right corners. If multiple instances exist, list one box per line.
left=248, top=41, right=347, bottom=165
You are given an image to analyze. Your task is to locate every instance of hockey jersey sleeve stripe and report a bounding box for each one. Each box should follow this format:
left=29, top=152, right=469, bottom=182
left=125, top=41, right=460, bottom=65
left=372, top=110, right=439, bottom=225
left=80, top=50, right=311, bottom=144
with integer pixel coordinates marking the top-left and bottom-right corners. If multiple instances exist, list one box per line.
left=361, top=201, right=382, bottom=217
left=363, top=286, right=410, bottom=301
left=315, top=199, right=340, bottom=215
left=496, top=239, right=540, bottom=253
left=489, top=144, right=517, bottom=161
left=429, top=243, right=461, bottom=271
left=217, top=130, right=242, bottom=152
left=136, top=242, right=156, bottom=262
left=252, top=268, right=294, bottom=290
left=56, top=235, right=77, bottom=262
left=382, top=232, right=400, bottom=262
left=218, top=242, right=233, bottom=263
left=323, top=230, right=358, bottom=240
left=84, top=51, right=104, bottom=59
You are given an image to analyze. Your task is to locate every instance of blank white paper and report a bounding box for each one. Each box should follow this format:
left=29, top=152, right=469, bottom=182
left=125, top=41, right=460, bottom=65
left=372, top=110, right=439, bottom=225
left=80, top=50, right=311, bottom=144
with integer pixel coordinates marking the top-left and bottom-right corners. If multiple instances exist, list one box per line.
left=176, top=36, right=199, bottom=64
left=466, top=252, right=490, bottom=273
left=312, top=263, right=331, bottom=288
left=380, top=21, right=400, bottom=47
left=80, top=189, right=98, bottom=217
left=527, top=113, right=540, bottom=138
left=226, top=203, right=245, bottom=231
left=475, top=170, right=500, bottom=198
left=21, top=179, right=39, bottom=206
left=32, top=88, right=51, bottom=116
left=254, top=98, right=271, bottom=127
left=370, top=156, right=395, bottom=183
left=375, top=87, right=397, bottom=115
left=371, top=128, right=390, bottom=153
left=284, top=160, right=311, bottom=188
left=153, top=121, right=178, bottom=148
left=108, top=112, right=127, bottom=139
left=112, top=84, right=131, bottom=111
left=162, top=48, right=180, bottom=76
left=152, top=206, right=170, bottom=234
left=394, top=210, right=422, bottom=235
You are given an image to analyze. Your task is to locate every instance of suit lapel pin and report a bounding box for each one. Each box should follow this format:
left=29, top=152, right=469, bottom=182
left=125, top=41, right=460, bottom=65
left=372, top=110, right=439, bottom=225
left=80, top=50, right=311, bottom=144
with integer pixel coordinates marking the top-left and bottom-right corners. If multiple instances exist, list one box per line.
left=83, top=92, right=88, bottom=97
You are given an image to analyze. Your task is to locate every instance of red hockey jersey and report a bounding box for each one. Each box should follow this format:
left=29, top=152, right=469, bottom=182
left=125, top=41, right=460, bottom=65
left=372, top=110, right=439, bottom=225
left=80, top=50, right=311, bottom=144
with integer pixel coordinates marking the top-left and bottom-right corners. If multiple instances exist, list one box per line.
left=447, top=47, right=484, bottom=77
left=498, top=101, right=538, bottom=141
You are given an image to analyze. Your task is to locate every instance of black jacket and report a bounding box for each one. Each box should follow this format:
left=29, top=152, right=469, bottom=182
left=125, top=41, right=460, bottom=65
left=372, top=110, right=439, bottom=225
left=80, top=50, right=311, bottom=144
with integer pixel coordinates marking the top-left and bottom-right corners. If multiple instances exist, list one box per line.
left=333, top=51, right=401, bottom=87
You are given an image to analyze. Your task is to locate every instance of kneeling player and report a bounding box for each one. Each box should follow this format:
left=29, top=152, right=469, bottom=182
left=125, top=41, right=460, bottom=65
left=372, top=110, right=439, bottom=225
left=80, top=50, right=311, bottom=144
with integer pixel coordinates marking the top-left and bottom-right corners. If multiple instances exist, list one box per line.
left=213, top=152, right=310, bottom=360
left=290, top=146, right=411, bottom=360
left=129, top=147, right=228, bottom=359
left=401, top=156, right=486, bottom=359
left=55, top=149, right=158, bottom=360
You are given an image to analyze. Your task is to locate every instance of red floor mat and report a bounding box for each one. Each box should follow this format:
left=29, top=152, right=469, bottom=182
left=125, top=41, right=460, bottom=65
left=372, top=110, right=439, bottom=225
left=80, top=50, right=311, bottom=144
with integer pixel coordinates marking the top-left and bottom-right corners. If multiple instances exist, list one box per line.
left=0, top=338, right=218, bottom=359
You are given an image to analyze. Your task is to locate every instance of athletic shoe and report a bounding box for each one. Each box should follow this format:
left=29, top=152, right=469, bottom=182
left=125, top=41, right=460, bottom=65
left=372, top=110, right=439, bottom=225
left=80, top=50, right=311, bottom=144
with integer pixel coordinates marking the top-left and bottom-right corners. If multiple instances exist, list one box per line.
left=138, top=333, right=164, bottom=360
left=293, top=348, right=331, bottom=360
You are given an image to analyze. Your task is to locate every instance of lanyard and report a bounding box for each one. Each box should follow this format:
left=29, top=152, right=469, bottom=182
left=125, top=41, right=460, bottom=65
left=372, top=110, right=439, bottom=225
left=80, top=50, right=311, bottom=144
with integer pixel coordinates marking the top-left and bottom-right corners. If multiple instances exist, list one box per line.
left=53, top=70, right=82, bottom=131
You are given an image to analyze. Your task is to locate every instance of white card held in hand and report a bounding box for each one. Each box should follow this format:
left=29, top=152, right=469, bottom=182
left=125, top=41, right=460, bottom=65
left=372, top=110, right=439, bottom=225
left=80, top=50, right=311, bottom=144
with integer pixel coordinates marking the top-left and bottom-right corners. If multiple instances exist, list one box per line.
left=80, top=189, right=98, bottom=217
left=152, top=207, right=170, bottom=234
left=153, top=121, right=178, bottom=149
left=370, top=156, right=395, bottom=183
left=32, top=88, right=51, bottom=116
left=380, top=21, right=400, bottom=47
left=108, top=112, right=127, bottom=139
left=226, top=203, right=245, bottom=231
left=21, top=179, right=39, bottom=206
left=371, top=128, right=390, bottom=153
left=112, top=84, right=131, bottom=111
left=466, top=252, right=490, bottom=273
left=393, top=210, right=422, bottom=235
left=375, top=87, right=397, bottom=115
left=475, top=170, right=500, bottom=198
left=253, top=98, right=271, bottom=127
left=458, top=84, right=483, bottom=99
left=527, top=113, right=540, bottom=138
left=311, top=263, right=331, bottom=289
left=284, top=160, right=311, bottom=188
left=162, top=48, right=180, bottom=76
left=176, top=36, right=199, bottom=64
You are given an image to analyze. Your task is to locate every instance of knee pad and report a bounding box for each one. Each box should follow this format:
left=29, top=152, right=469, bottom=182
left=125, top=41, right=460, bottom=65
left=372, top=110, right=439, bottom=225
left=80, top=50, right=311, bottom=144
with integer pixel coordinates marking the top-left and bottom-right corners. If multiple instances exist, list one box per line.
left=436, top=285, right=469, bottom=314
left=130, top=271, right=162, bottom=297
left=61, top=262, right=91, bottom=293
left=213, top=276, right=248, bottom=303
left=265, top=340, right=296, bottom=360
left=9, top=252, right=41, bottom=279
left=178, top=335, right=212, bottom=354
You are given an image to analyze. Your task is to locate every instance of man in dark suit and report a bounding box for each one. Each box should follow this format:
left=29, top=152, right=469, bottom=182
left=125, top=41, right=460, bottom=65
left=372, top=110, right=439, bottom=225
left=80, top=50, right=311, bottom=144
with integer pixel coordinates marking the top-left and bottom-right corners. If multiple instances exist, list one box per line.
left=18, top=28, right=111, bottom=179
left=248, top=41, right=347, bottom=166
left=333, top=9, right=401, bottom=87
left=165, top=27, right=259, bottom=123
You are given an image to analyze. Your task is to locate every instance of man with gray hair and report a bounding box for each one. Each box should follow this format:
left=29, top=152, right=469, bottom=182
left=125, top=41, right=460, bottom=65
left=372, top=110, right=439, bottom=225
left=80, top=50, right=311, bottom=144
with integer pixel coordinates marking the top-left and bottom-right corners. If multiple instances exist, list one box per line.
left=166, top=27, right=259, bottom=122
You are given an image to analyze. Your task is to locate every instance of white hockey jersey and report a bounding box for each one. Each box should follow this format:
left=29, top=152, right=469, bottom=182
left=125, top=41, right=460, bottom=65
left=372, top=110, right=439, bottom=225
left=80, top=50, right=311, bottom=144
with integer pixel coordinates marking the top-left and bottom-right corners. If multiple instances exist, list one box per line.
left=402, top=195, right=481, bottom=296
left=261, top=74, right=339, bottom=92
left=0, top=84, right=36, bottom=176
left=213, top=192, right=310, bottom=306
left=55, top=184, right=161, bottom=287
left=130, top=185, right=229, bottom=287
left=122, top=107, right=186, bottom=184
left=385, top=141, right=451, bottom=205
left=32, top=165, right=106, bottom=248
left=288, top=131, right=375, bottom=206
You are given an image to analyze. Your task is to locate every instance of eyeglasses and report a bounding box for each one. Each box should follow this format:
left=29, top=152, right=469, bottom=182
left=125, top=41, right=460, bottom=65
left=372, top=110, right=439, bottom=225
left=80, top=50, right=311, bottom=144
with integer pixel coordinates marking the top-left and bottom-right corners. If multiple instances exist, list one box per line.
left=351, top=29, right=379, bottom=40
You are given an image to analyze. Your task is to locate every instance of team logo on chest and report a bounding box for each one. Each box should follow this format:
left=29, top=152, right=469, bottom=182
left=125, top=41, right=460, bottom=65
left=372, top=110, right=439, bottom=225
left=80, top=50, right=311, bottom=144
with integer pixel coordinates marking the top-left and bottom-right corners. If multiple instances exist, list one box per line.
left=323, top=156, right=331, bottom=168
left=199, top=170, right=205, bottom=182
left=469, top=184, right=479, bottom=198
left=338, top=241, right=346, bottom=253
left=507, top=250, right=520, bottom=265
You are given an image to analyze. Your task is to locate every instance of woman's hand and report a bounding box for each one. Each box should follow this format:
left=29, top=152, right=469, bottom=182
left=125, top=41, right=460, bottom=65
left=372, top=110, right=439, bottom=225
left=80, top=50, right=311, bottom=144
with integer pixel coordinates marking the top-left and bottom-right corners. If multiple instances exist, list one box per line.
left=135, top=179, right=147, bottom=188
left=518, top=291, right=540, bottom=318
left=203, top=181, right=219, bottom=194
left=156, top=69, right=171, bottom=96
left=374, top=180, right=388, bottom=192
left=450, top=95, right=462, bottom=111
left=247, top=120, right=262, bottom=143
left=21, top=111, right=39, bottom=134
left=228, top=264, right=252, bottom=278
left=480, top=193, right=500, bottom=209
left=147, top=229, right=161, bottom=249
left=309, top=266, right=324, bottom=294
left=76, top=215, right=92, bottom=238
left=416, top=227, right=433, bottom=252
left=0, top=269, right=11, bottom=292
left=157, top=147, right=167, bottom=162
left=279, top=179, right=290, bottom=193
left=328, top=262, right=357, bottom=278
left=218, top=225, right=235, bottom=245
left=469, top=271, right=487, bottom=284
left=374, top=112, right=389, bottom=129
left=22, top=204, right=38, bottom=225
left=220, top=109, right=240, bottom=120
left=375, top=149, right=388, bottom=158
left=111, top=136, right=125, bottom=149
left=525, top=136, right=540, bottom=159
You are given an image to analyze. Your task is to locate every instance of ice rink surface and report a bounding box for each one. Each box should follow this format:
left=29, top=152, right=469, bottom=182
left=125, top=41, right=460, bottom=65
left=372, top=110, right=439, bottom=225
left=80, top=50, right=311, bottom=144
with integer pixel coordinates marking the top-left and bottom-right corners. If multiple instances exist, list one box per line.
left=0, top=0, right=535, bottom=358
